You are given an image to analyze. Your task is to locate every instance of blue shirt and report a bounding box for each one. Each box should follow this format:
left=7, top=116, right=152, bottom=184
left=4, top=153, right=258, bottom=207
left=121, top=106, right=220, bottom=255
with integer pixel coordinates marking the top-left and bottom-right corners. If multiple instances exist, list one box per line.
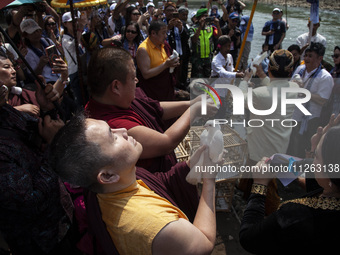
left=240, top=15, right=254, bottom=42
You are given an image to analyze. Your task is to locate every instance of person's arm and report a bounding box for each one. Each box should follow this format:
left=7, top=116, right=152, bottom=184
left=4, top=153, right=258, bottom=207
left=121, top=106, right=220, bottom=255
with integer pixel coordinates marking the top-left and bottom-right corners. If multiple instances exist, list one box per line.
left=310, top=93, right=328, bottom=106
left=261, top=22, right=273, bottom=36
left=12, top=5, right=33, bottom=27
left=113, top=0, right=130, bottom=20
left=218, top=0, right=229, bottom=21
left=213, top=18, right=222, bottom=38
left=238, top=0, right=246, bottom=10
left=311, top=75, right=334, bottom=106
left=159, top=100, right=190, bottom=120
left=239, top=158, right=281, bottom=254
left=136, top=47, right=178, bottom=80
left=51, top=58, right=69, bottom=96
left=253, top=63, right=270, bottom=86
left=274, top=32, right=285, bottom=50
left=152, top=147, right=216, bottom=255
left=42, top=0, right=60, bottom=26
left=127, top=102, right=199, bottom=158
left=127, top=100, right=217, bottom=158
left=191, top=26, right=201, bottom=44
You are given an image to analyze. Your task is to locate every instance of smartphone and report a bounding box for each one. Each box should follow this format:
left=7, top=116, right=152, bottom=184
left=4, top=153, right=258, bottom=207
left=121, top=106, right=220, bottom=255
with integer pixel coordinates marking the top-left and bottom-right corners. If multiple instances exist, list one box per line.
left=45, top=45, right=59, bottom=67
left=173, top=12, right=179, bottom=18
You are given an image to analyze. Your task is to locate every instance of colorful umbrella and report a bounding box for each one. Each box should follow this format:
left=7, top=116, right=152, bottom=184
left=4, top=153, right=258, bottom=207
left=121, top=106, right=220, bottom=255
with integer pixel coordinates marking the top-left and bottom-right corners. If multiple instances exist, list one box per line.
left=50, top=0, right=107, bottom=8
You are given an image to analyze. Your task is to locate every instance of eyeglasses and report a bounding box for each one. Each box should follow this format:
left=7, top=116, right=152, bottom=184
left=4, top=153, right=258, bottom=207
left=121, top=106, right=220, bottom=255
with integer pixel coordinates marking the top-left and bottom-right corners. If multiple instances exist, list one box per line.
left=126, top=29, right=137, bottom=34
left=332, top=54, right=340, bottom=59
left=132, top=13, right=141, bottom=16
left=47, top=22, right=56, bottom=26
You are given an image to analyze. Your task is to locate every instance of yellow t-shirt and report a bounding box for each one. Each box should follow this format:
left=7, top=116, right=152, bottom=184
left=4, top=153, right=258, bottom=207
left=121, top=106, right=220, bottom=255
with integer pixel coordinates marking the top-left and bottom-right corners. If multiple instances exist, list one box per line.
left=97, top=180, right=188, bottom=255
left=138, top=37, right=168, bottom=69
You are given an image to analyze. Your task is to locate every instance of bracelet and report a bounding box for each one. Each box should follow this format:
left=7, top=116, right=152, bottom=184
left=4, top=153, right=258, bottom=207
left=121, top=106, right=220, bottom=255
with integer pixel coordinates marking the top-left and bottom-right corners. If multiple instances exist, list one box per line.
left=251, top=183, right=267, bottom=196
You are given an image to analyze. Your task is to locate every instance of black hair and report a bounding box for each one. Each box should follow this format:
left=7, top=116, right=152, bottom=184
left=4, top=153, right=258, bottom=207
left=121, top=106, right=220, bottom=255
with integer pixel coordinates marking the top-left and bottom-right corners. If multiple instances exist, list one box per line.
left=87, top=47, right=132, bottom=97
left=49, top=112, right=112, bottom=193
left=305, top=42, right=325, bottom=57
left=287, top=44, right=301, bottom=54
left=334, top=46, right=340, bottom=52
left=321, top=125, right=340, bottom=188
left=216, top=35, right=231, bottom=52
left=125, top=6, right=140, bottom=27
left=123, top=21, right=142, bottom=46
left=148, top=20, right=167, bottom=35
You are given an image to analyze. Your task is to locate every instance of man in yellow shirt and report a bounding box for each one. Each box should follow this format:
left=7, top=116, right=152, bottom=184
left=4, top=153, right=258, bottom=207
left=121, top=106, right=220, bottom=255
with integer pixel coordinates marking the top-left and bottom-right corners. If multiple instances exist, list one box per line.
left=50, top=113, right=218, bottom=255
left=136, top=20, right=180, bottom=101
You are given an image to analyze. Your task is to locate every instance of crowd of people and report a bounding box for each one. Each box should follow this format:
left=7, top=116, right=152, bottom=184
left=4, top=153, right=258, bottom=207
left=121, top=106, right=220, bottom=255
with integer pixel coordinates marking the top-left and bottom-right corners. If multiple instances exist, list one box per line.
left=0, top=0, right=340, bottom=254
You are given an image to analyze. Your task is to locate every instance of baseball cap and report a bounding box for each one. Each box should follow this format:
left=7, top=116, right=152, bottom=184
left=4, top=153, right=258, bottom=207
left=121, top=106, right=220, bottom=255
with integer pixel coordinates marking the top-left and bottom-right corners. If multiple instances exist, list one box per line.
left=62, top=11, right=80, bottom=23
left=20, top=19, right=41, bottom=34
left=272, top=8, right=281, bottom=13
left=229, top=12, right=239, bottom=20
left=190, top=11, right=197, bottom=19
left=178, top=6, right=188, bottom=13
left=268, top=49, right=294, bottom=72
left=110, top=3, right=117, bottom=11
left=146, top=2, right=155, bottom=9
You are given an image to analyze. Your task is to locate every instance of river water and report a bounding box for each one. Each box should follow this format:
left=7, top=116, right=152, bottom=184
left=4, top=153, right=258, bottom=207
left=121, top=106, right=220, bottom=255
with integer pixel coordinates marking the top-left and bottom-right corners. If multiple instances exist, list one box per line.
left=187, top=1, right=339, bottom=64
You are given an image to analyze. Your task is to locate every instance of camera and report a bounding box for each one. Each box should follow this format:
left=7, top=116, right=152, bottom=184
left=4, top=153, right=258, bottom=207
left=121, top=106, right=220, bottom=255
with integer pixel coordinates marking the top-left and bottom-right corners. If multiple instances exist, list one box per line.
left=205, top=17, right=214, bottom=23
left=172, top=12, right=179, bottom=18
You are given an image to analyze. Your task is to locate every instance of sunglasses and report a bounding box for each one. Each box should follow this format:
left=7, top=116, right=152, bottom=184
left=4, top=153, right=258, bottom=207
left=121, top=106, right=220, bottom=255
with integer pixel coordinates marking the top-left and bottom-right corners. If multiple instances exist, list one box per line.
left=126, top=29, right=137, bottom=34
left=332, top=54, right=340, bottom=59
left=47, top=22, right=56, bottom=26
left=132, top=13, right=141, bottom=16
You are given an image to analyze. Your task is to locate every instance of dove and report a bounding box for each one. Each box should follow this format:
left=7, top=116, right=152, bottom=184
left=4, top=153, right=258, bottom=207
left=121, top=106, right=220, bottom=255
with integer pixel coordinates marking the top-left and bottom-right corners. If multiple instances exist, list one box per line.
left=249, top=51, right=268, bottom=82
left=186, top=120, right=224, bottom=185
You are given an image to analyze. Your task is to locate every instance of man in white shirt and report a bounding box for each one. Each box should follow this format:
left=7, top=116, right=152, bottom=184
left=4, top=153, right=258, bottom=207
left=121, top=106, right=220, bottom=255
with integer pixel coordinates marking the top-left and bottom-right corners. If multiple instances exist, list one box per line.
left=296, top=18, right=326, bottom=59
left=287, top=42, right=333, bottom=158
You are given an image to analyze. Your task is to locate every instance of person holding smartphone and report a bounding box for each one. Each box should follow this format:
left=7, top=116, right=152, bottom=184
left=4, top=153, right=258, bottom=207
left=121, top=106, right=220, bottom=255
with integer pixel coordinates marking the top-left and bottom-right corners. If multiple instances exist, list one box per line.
left=21, top=18, right=60, bottom=84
